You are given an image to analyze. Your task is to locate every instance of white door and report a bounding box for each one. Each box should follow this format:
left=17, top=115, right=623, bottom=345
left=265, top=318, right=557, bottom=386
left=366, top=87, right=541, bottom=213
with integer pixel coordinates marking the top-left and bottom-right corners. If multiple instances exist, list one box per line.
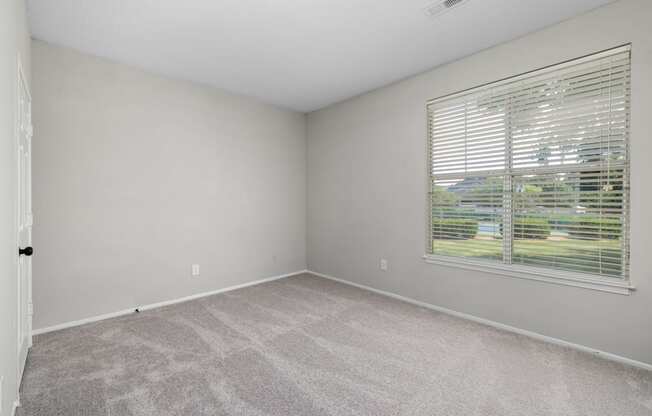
left=16, top=61, right=33, bottom=386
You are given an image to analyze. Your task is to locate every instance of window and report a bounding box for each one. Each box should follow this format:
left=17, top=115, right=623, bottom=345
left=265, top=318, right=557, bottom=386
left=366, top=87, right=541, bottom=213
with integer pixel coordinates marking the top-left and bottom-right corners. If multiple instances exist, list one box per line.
left=426, top=45, right=632, bottom=293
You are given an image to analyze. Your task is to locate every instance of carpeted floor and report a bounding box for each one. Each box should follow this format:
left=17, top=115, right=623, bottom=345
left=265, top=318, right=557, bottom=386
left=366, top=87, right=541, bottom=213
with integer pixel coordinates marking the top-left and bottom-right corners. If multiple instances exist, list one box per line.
left=18, top=273, right=652, bottom=416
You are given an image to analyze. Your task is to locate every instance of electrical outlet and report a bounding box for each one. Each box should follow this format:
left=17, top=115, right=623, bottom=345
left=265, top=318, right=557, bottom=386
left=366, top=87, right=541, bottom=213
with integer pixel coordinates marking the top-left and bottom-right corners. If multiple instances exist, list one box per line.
left=191, top=264, right=200, bottom=276
left=380, top=258, right=388, bottom=271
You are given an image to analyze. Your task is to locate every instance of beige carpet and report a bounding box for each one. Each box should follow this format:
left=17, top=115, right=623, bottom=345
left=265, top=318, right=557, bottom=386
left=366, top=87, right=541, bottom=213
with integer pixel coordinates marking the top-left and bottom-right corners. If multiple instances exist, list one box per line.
left=18, top=273, right=652, bottom=415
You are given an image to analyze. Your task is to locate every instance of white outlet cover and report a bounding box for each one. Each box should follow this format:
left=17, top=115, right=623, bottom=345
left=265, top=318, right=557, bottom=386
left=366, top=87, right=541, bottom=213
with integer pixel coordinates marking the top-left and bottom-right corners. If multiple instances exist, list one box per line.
left=380, top=259, right=388, bottom=271
left=191, top=264, right=200, bottom=276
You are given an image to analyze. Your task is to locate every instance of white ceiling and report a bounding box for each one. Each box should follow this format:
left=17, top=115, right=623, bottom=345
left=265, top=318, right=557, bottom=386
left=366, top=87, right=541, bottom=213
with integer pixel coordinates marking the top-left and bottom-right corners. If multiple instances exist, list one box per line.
left=28, top=0, right=615, bottom=112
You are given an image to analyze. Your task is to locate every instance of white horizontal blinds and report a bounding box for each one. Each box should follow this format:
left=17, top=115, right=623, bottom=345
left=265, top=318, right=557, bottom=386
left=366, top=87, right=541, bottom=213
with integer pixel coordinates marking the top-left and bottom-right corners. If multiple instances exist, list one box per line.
left=508, top=50, right=630, bottom=171
left=428, top=45, right=630, bottom=279
left=428, top=77, right=509, bottom=262
left=511, top=170, right=626, bottom=277
left=430, top=176, right=503, bottom=261
left=429, top=86, right=508, bottom=176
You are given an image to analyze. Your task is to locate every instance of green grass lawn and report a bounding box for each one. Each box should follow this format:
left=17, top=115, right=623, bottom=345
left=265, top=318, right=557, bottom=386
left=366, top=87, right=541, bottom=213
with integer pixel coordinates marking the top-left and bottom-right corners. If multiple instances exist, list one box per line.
left=432, top=238, right=624, bottom=277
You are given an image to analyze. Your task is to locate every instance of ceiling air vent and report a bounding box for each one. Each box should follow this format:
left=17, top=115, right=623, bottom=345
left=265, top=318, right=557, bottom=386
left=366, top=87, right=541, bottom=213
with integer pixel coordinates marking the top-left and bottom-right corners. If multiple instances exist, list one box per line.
left=423, top=0, right=470, bottom=18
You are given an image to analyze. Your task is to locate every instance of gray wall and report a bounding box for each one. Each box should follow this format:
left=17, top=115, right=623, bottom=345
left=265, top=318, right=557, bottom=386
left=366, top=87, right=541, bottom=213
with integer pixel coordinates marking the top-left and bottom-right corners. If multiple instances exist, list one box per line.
left=32, top=40, right=307, bottom=330
left=0, top=0, right=31, bottom=413
left=307, top=0, right=652, bottom=365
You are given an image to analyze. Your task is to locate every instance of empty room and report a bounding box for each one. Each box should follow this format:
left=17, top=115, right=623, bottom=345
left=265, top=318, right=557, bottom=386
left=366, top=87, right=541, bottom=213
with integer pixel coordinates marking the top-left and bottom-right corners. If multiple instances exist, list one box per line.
left=2, top=0, right=652, bottom=415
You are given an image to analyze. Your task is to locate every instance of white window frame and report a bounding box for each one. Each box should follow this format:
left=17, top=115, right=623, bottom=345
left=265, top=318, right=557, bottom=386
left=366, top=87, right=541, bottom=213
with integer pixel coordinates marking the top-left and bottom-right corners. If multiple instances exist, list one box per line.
left=423, top=45, right=635, bottom=295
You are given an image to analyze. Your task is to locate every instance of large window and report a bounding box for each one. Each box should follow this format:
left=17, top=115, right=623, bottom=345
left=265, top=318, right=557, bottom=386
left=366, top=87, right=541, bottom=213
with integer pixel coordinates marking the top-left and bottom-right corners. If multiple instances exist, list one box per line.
left=426, top=46, right=631, bottom=292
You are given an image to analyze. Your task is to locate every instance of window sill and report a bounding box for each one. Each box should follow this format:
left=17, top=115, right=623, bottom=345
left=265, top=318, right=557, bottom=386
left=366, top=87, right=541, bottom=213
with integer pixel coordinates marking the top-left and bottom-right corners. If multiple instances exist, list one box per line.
left=422, top=255, right=635, bottom=295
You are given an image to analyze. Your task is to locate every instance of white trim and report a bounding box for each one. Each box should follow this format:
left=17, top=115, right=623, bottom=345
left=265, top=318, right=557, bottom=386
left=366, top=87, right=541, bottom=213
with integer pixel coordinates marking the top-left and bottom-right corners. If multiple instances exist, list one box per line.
left=12, top=399, right=20, bottom=416
left=32, top=270, right=308, bottom=336
left=423, top=255, right=635, bottom=295
left=307, top=270, right=652, bottom=372
left=32, top=307, right=138, bottom=336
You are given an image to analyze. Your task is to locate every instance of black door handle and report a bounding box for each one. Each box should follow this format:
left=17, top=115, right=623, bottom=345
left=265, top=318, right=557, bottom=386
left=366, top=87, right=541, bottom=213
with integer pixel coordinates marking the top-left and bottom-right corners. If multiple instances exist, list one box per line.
left=19, top=246, right=33, bottom=256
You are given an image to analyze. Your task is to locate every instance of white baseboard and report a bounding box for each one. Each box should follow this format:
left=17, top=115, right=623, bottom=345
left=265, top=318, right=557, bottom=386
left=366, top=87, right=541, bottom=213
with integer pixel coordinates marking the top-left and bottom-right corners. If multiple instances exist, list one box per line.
left=307, top=270, right=652, bottom=372
left=32, top=269, right=308, bottom=336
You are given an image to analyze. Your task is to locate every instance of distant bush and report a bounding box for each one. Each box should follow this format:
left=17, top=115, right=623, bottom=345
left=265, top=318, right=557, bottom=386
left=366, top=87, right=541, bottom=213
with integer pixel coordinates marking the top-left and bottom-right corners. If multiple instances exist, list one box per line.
left=568, top=217, right=622, bottom=240
left=500, top=218, right=551, bottom=240
left=432, top=218, right=478, bottom=240
left=514, top=218, right=551, bottom=240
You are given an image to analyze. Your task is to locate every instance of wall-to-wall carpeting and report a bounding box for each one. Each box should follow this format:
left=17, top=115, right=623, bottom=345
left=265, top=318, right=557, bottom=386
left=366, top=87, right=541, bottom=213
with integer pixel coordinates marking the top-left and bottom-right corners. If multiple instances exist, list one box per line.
left=19, top=274, right=652, bottom=415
